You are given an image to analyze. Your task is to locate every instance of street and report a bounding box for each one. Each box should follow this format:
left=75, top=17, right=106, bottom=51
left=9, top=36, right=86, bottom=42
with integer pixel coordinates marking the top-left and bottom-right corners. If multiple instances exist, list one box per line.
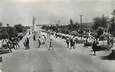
left=1, top=30, right=115, bottom=72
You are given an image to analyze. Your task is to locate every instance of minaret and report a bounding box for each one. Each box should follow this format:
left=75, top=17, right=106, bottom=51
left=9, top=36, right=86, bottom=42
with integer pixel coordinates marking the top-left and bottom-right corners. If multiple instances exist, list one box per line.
left=32, top=16, right=35, bottom=32
left=32, top=16, right=36, bottom=40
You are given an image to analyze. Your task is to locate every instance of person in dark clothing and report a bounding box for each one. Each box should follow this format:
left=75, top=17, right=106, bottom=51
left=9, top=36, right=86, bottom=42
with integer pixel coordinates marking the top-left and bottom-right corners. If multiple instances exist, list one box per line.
left=86, top=38, right=88, bottom=43
left=7, top=39, right=12, bottom=53
left=73, top=38, right=76, bottom=49
left=107, top=38, right=110, bottom=45
left=92, top=40, right=98, bottom=56
left=25, top=37, right=30, bottom=50
left=44, top=35, right=47, bottom=41
left=38, top=36, right=41, bottom=48
left=29, top=31, right=31, bottom=35
left=27, top=38, right=30, bottom=49
left=66, top=38, right=69, bottom=48
left=33, top=34, right=36, bottom=41
left=55, top=33, right=57, bottom=38
left=48, top=39, right=53, bottom=50
left=110, top=38, right=114, bottom=47
left=13, top=37, right=20, bottom=49
left=84, top=38, right=88, bottom=48
left=70, top=38, right=73, bottom=49
left=10, top=37, right=16, bottom=49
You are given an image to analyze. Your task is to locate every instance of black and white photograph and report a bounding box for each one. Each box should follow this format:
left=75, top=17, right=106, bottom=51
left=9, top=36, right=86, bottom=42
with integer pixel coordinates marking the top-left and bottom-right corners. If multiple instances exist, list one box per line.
left=0, top=0, right=115, bottom=72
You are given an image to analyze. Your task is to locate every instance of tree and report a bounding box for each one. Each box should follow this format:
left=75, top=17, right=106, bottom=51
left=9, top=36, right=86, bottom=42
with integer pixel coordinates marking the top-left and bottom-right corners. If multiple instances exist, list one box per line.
left=96, top=27, right=104, bottom=38
left=8, top=27, right=16, bottom=39
left=109, top=9, right=115, bottom=36
left=111, top=9, right=115, bottom=16
left=1, top=27, right=8, bottom=39
left=92, top=15, right=108, bottom=30
left=14, top=24, right=24, bottom=33
left=110, top=9, right=115, bottom=30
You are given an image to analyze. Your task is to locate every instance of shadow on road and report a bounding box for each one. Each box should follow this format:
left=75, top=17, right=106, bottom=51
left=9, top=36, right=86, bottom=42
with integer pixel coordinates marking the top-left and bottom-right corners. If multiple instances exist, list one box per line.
left=101, top=50, right=115, bottom=60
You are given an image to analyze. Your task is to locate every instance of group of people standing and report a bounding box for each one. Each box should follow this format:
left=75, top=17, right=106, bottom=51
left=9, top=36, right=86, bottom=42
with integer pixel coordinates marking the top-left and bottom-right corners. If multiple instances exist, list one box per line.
left=37, top=35, right=47, bottom=48
left=37, top=34, right=54, bottom=50
left=91, top=37, right=114, bottom=56
left=1, top=37, right=20, bottom=52
left=24, top=31, right=54, bottom=50
left=66, top=37, right=76, bottom=49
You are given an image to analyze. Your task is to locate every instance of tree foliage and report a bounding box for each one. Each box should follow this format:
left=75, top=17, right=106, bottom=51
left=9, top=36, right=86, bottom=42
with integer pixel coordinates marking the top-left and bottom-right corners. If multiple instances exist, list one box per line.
left=92, top=15, right=108, bottom=30
left=96, top=27, right=104, bottom=38
left=0, top=24, right=28, bottom=39
left=108, top=9, right=115, bottom=36
left=42, top=20, right=80, bottom=34
left=14, top=24, right=25, bottom=33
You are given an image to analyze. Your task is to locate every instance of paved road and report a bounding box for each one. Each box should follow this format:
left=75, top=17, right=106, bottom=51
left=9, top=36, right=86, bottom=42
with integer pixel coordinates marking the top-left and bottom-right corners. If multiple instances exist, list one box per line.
left=1, top=31, right=115, bottom=72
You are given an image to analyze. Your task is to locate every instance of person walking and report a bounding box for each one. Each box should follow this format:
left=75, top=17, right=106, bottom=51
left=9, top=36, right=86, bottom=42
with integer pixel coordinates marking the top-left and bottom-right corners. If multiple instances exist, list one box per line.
left=33, top=34, right=36, bottom=41
left=38, top=36, right=41, bottom=48
left=41, top=35, right=45, bottom=45
left=24, top=37, right=30, bottom=50
left=7, top=39, right=12, bottom=53
left=66, top=37, right=70, bottom=48
left=29, top=31, right=31, bottom=35
left=43, top=35, right=47, bottom=41
left=15, top=40, right=20, bottom=49
left=10, top=37, right=16, bottom=49
left=73, top=37, right=76, bottom=49
left=85, top=37, right=88, bottom=48
left=13, top=37, right=20, bottom=49
left=70, top=38, right=73, bottom=49
left=110, top=37, right=114, bottom=48
left=92, top=39, right=98, bottom=56
left=48, top=39, right=53, bottom=50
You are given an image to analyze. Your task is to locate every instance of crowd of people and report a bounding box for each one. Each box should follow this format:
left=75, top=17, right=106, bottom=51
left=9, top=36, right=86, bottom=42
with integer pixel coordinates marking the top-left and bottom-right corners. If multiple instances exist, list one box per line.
left=23, top=31, right=54, bottom=50
left=91, top=37, right=114, bottom=55
left=65, top=37, right=76, bottom=49
left=12, top=29, right=114, bottom=56
left=54, top=31, right=114, bottom=56
left=0, top=36, right=21, bottom=53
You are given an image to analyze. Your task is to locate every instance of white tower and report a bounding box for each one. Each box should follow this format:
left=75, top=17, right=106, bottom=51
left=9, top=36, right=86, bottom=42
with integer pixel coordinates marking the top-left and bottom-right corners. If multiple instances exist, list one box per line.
left=32, top=16, right=35, bottom=32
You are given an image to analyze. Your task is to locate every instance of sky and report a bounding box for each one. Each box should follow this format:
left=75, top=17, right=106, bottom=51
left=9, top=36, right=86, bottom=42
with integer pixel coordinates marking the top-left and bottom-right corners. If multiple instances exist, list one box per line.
left=0, top=0, right=115, bottom=26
